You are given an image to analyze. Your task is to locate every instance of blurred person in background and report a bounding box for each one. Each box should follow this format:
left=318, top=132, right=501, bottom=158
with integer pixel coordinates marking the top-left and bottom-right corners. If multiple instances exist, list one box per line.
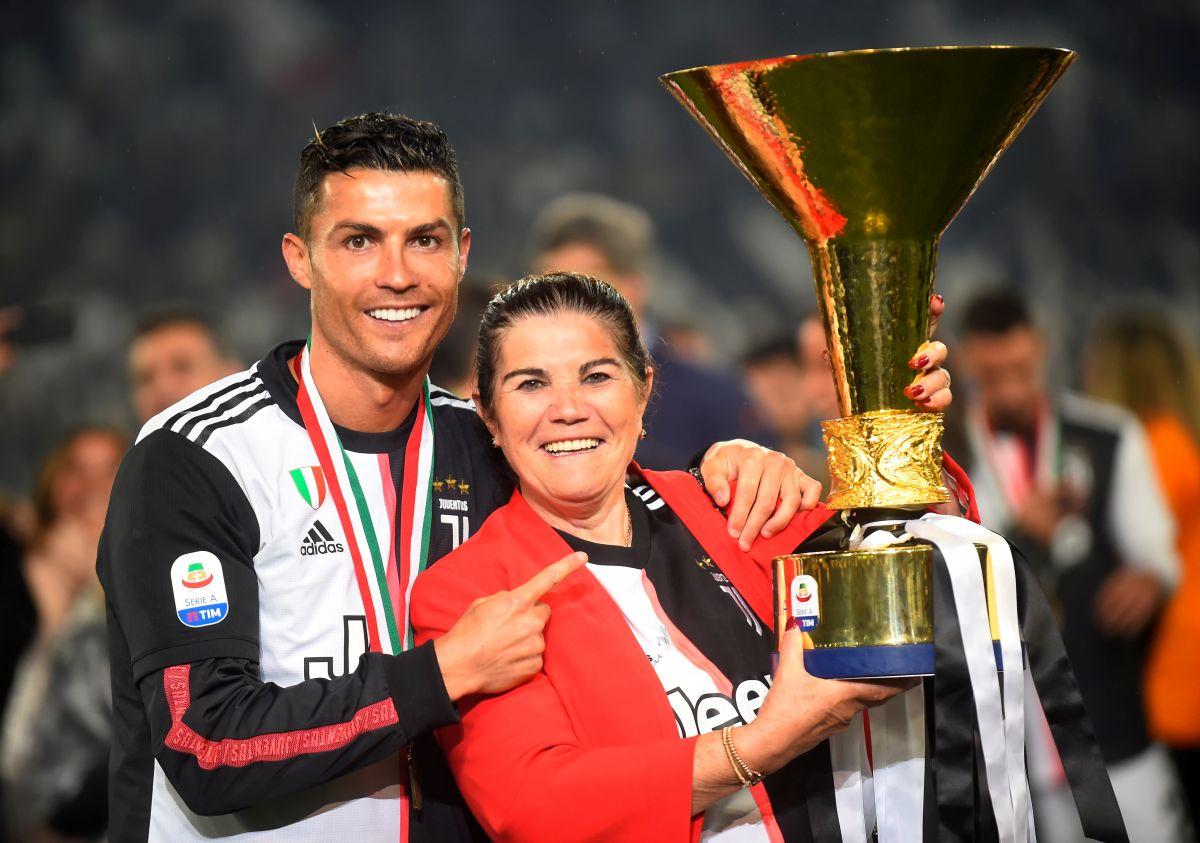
left=0, top=501, right=35, bottom=843
left=426, top=276, right=497, bottom=399
left=1084, top=310, right=1200, bottom=821
left=795, top=311, right=841, bottom=427
left=659, top=320, right=716, bottom=365
left=952, top=289, right=1191, bottom=841
left=128, top=308, right=241, bottom=424
left=2, top=425, right=126, bottom=843
left=740, top=335, right=828, bottom=486
left=529, top=193, right=779, bottom=470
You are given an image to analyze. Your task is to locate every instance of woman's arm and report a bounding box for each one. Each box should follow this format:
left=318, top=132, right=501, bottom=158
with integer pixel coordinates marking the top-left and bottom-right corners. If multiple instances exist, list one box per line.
left=413, top=564, right=906, bottom=840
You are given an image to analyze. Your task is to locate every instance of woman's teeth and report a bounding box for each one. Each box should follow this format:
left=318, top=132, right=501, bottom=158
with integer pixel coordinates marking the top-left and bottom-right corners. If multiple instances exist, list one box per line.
left=543, top=438, right=600, bottom=454
left=368, top=307, right=421, bottom=322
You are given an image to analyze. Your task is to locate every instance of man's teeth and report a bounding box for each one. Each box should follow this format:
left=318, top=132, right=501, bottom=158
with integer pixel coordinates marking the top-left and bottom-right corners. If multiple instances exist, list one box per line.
left=368, top=307, right=421, bottom=322
left=544, top=438, right=600, bottom=454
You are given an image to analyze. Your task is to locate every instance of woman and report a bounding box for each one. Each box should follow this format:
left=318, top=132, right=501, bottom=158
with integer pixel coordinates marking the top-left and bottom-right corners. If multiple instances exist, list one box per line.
left=411, top=274, right=958, bottom=841
left=1085, top=311, right=1200, bottom=820
left=2, top=425, right=126, bottom=842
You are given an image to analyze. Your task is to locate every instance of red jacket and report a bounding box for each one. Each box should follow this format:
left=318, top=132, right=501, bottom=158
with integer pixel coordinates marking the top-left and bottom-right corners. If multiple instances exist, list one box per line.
left=411, top=460, right=978, bottom=842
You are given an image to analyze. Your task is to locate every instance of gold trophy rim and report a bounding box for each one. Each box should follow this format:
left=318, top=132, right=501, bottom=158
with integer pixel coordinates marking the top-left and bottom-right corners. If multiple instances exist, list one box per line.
left=659, top=44, right=1077, bottom=82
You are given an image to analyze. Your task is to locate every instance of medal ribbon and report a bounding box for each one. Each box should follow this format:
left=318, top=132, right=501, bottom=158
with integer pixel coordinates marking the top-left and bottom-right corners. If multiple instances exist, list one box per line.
left=293, top=341, right=435, bottom=655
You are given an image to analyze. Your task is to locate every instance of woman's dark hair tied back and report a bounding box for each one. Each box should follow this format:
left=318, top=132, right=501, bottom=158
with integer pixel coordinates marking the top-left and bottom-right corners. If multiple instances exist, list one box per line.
left=475, top=272, right=652, bottom=409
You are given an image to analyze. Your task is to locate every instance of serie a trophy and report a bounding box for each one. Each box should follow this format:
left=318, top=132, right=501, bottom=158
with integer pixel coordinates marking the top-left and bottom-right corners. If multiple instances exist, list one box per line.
left=661, top=47, right=1075, bottom=680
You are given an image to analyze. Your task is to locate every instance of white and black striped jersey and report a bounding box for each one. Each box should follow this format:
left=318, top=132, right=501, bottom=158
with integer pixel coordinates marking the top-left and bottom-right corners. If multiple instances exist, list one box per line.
left=98, top=340, right=512, bottom=842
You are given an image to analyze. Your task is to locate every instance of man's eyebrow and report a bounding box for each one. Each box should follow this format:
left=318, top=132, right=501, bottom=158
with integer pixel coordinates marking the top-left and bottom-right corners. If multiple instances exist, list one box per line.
left=502, top=367, right=548, bottom=384
left=330, top=220, right=385, bottom=238
left=579, top=357, right=620, bottom=373
left=409, top=219, right=454, bottom=237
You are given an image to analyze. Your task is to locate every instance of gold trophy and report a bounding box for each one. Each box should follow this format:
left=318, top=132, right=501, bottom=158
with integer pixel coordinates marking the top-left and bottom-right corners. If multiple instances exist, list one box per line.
left=661, top=47, right=1075, bottom=677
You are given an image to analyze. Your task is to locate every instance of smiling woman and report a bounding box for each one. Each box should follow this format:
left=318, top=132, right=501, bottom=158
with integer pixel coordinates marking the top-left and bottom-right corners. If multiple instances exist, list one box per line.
left=410, top=272, right=971, bottom=842
left=474, top=276, right=653, bottom=532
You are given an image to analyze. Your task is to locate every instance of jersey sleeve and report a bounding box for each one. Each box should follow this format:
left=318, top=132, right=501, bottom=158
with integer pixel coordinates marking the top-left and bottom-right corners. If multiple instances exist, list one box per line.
left=1108, top=416, right=1181, bottom=589
left=140, top=645, right=456, bottom=816
left=98, top=428, right=263, bottom=681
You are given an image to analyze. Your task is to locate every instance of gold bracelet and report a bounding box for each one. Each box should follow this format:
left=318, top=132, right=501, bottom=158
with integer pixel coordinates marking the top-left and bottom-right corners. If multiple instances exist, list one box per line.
left=720, top=727, right=764, bottom=787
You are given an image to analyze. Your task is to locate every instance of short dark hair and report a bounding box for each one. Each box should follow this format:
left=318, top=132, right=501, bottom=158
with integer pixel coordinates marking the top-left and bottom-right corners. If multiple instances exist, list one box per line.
left=530, top=194, right=654, bottom=275
left=294, top=112, right=465, bottom=239
left=960, top=289, right=1033, bottom=337
left=132, top=307, right=226, bottom=353
left=741, top=336, right=801, bottom=370
left=475, top=273, right=653, bottom=410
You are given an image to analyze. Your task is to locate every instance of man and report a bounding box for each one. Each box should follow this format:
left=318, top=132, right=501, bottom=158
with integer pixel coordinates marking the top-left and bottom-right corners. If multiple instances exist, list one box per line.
left=530, top=193, right=779, bottom=471
left=953, top=289, right=1191, bottom=841
left=740, top=335, right=827, bottom=485
left=98, top=113, right=817, bottom=842
left=128, top=309, right=242, bottom=424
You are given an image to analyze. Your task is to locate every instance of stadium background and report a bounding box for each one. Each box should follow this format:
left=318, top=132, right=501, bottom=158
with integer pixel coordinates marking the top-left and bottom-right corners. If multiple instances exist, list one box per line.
left=1, top=0, right=1196, bottom=492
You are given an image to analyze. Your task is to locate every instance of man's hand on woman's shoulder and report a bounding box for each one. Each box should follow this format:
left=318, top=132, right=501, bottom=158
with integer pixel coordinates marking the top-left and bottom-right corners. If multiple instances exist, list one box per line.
left=698, top=440, right=823, bottom=552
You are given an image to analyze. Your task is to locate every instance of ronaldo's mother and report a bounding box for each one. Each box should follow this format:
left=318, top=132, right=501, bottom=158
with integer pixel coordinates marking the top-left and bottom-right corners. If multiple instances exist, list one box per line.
left=412, top=274, right=964, bottom=841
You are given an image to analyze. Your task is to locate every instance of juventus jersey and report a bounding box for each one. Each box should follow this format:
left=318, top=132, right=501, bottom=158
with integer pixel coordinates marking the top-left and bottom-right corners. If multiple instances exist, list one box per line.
left=98, top=340, right=512, bottom=842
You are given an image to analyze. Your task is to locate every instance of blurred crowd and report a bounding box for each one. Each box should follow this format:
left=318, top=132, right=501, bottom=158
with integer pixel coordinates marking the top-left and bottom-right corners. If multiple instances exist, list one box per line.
left=0, top=191, right=1197, bottom=841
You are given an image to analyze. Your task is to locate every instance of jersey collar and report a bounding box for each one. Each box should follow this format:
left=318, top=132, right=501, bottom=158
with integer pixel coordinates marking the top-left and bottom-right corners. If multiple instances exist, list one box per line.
left=259, top=339, right=417, bottom=454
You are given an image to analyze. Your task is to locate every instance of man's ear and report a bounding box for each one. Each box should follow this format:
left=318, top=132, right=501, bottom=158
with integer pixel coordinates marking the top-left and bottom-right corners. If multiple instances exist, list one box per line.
left=282, top=233, right=313, bottom=291
left=457, top=228, right=472, bottom=279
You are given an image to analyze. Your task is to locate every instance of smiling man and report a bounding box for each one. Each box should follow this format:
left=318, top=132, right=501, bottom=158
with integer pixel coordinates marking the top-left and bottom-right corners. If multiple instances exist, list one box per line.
left=97, top=113, right=815, bottom=842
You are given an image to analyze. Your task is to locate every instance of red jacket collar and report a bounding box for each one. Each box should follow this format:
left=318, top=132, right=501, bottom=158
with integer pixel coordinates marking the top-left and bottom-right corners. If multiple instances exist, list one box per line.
left=500, top=463, right=837, bottom=633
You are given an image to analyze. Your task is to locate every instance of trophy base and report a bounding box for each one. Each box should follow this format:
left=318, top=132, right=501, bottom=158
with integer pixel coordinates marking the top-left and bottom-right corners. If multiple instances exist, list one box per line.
left=773, top=542, right=999, bottom=679
left=799, top=641, right=1011, bottom=680
left=804, top=642, right=935, bottom=679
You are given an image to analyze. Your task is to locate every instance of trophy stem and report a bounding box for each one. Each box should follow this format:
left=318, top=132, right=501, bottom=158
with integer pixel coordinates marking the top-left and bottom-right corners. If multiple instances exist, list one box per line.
left=808, top=237, right=939, bottom=416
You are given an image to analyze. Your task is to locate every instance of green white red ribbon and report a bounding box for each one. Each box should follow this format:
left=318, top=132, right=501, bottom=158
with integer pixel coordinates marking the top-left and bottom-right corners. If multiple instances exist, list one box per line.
left=294, top=341, right=435, bottom=655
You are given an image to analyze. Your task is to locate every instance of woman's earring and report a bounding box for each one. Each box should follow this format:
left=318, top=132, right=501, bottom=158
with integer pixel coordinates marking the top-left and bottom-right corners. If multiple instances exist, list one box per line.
left=639, top=428, right=647, bottom=440
left=491, top=437, right=499, bottom=447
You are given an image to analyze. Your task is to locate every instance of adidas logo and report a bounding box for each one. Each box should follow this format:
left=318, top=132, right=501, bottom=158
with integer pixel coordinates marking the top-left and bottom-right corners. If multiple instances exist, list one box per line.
left=300, top=520, right=345, bottom=556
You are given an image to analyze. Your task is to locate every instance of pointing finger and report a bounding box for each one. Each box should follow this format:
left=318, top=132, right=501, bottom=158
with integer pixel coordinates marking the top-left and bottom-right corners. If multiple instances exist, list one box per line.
left=512, top=551, right=588, bottom=604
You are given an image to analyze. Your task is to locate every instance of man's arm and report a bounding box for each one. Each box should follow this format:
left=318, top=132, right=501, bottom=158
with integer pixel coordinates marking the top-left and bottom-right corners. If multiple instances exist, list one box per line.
left=1094, top=416, right=1181, bottom=636
left=100, top=431, right=456, bottom=814
left=139, top=649, right=453, bottom=816
left=1108, top=416, right=1180, bottom=589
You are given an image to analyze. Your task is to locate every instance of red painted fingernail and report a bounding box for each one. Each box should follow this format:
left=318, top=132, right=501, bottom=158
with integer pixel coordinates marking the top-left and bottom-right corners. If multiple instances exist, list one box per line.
left=909, top=354, right=930, bottom=370
left=933, top=294, right=944, bottom=305
left=907, top=384, right=925, bottom=399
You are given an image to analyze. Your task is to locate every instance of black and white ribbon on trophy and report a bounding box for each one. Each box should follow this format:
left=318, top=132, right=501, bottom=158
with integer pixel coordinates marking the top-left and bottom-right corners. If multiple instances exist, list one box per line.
left=821, top=513, right=1128, bottom=842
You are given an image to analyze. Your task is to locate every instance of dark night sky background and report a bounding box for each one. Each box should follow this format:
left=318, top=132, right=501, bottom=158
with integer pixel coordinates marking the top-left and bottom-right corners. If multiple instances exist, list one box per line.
left=1, top=0, right=1197, bottom=492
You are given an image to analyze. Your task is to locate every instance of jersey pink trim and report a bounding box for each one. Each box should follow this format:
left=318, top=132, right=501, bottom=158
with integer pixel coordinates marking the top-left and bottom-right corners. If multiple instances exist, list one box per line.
left=162, top=664, right=398, bottom=769
left=639, top=572, right=734, bottom=697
